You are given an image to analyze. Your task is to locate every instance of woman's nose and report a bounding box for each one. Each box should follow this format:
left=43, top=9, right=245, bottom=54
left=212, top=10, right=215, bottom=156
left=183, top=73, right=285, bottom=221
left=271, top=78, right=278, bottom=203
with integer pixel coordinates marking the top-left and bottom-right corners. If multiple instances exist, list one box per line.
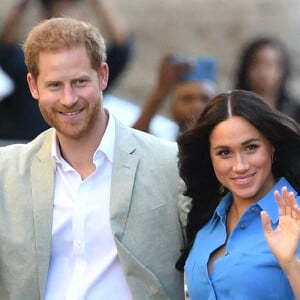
left=232, top=154, right=249, bottom=172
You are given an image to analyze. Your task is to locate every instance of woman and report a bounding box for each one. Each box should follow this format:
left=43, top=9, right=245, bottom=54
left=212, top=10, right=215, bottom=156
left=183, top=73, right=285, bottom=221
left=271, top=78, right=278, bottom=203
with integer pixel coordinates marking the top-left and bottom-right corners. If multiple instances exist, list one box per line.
left=177, top=90, right=300, bottom=299
left=235, top=37, right=300, bottom=123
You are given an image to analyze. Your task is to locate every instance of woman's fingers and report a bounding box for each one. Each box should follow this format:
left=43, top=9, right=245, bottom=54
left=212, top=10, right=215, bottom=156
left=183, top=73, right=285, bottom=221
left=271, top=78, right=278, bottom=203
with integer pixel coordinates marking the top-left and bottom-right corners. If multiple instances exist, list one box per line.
left=274, top=187, right=299, bottom=217
left=261, top=210, right=272, bottom=234
left=274, top=188, right=286, bottom=217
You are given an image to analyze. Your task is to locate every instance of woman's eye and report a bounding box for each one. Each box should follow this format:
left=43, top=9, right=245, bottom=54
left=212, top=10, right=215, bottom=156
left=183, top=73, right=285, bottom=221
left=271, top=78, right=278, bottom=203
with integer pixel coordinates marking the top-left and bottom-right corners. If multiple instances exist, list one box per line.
left=217, top=149, right=230, bottom=156
left=246, top=144, right=258, bottom=151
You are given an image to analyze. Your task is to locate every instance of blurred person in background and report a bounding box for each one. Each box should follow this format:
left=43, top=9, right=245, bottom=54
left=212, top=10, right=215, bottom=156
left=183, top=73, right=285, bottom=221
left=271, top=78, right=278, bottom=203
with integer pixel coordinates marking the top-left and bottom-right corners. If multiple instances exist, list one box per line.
left=0, top=0, right=134, bottom=143
left=235, top=37, right=300, bottom=122
left=133, top=54, right=218, bottom=141
left=0, top=66, right=14, bottom=102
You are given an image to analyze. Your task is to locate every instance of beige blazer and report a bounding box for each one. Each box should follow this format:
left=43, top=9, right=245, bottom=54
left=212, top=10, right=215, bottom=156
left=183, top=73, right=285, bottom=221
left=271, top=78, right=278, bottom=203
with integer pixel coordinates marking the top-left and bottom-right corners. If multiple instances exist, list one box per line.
left=0, top=119, right=185, bottom=299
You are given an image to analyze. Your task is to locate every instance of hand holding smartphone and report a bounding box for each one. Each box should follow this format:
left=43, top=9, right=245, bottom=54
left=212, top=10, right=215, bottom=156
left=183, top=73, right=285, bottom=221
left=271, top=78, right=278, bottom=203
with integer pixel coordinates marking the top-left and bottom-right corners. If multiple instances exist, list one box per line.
left=170, top=56, right=217, bottom=82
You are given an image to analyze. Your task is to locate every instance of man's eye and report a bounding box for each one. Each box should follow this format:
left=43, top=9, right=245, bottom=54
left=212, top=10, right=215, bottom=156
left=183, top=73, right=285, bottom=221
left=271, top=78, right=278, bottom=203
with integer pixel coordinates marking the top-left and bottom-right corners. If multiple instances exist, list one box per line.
left=76, top=79, right=87, bottom=86
left=49, top=82, right=61, bottom=88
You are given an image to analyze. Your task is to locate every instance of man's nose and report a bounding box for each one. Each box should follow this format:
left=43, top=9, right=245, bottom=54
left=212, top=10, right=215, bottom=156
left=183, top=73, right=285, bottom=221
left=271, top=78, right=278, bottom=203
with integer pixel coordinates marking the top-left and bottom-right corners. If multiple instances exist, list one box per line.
left=61, top=86, right=78, bottom=106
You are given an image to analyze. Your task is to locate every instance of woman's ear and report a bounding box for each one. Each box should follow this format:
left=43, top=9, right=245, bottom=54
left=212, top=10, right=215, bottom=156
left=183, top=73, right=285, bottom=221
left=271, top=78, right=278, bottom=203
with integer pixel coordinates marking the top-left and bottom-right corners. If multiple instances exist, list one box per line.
left=271, top=147, right=275, bottom=163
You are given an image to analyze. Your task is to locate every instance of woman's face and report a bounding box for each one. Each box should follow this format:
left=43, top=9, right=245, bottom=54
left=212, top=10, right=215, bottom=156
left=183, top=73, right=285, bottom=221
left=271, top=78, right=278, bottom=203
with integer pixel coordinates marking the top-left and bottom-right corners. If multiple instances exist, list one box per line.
left=247, top=45, right=284, bottom=98
left=209, top=116, right=275, bottom=204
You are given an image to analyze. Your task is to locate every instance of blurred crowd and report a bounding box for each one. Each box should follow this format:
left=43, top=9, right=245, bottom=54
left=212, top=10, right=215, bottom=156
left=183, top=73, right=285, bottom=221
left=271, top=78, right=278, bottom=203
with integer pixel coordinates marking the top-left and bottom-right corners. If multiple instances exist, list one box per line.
left=0, top=0, right=299, bottom=144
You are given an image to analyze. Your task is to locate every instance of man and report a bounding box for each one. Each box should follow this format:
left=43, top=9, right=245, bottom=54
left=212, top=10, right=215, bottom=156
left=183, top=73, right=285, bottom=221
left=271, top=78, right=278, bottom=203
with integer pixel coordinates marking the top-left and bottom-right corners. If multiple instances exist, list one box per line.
left=0, top=17, right=184, bottom=299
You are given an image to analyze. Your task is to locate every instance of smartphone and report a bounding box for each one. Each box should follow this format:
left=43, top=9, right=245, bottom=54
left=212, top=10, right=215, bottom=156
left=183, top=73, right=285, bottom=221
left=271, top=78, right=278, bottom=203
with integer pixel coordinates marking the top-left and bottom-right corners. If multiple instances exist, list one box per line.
left=171, top=56, right=217, bottom=82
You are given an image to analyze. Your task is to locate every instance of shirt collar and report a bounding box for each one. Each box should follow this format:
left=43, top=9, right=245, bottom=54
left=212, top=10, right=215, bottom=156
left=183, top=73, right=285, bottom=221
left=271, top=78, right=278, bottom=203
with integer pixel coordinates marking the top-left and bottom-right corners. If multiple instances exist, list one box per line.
left=51, top=109, right=115, bottom=167
left=213, top=177, right=296, bottom=224
left=256, top=177, right=297, bottom=223
left=214, top=193, right=232, bottom=220
left=94, top=109, right=115, bottom=163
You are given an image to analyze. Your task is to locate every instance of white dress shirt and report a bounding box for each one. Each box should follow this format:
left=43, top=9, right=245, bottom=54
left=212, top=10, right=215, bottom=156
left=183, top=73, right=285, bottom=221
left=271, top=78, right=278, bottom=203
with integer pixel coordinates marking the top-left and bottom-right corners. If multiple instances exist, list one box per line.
left=44, top=113, right=132, bottom=300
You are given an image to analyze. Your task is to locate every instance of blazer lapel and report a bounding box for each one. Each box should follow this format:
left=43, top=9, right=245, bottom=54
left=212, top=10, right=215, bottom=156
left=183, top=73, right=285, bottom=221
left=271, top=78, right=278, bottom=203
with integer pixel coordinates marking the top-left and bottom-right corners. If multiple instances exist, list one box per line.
left=108, top=120, right=170, bottom=298
left=110, top=120, right=138, bottom=240
left=31, top=131, right=55, bottom=298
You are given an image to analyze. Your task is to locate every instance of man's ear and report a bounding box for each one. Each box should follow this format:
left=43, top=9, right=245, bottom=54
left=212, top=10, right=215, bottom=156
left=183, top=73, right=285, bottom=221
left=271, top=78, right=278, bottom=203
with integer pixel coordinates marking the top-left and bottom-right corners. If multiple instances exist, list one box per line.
left=27, top=73, right=39, bottom=100
left=98, top=62, right=109, bottom=91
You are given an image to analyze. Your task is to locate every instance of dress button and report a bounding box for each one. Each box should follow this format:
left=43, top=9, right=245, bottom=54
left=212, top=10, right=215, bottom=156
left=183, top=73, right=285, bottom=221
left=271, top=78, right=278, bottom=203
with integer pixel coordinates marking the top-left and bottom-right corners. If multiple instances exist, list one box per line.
left=240, top=224, right=246, bottom=230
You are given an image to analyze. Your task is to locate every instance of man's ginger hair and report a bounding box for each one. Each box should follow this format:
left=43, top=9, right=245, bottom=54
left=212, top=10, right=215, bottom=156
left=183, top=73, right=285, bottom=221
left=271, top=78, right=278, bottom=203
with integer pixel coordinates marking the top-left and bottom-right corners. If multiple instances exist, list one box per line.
left=23, top=17, right=107, bottom=79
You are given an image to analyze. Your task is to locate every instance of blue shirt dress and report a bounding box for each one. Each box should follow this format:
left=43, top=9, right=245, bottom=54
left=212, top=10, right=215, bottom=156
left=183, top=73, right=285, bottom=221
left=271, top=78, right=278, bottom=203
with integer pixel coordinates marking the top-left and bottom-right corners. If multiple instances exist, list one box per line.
left=185, top=177, right=300, bottom=300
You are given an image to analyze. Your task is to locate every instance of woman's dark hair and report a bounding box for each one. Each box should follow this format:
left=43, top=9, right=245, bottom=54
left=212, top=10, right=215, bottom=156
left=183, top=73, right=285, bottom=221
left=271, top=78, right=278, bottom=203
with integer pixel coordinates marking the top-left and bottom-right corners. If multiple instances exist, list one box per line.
left=235, top=37, right=290, bottom=110
left=176, top=89, right=300, bottom=271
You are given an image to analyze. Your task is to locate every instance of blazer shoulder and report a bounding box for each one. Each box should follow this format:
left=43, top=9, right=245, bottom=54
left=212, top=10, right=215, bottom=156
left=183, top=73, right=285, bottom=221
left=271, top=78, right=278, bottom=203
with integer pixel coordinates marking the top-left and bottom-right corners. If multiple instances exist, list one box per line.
left=0, top=129, right=53, bottom=170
